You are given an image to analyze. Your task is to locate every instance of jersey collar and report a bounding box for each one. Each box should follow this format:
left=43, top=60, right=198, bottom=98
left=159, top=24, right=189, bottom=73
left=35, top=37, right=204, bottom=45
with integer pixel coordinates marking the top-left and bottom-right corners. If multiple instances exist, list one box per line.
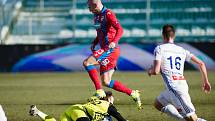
left=94, top=6, right=107, bottom=15
left=101, top=6, right=107, bottom=14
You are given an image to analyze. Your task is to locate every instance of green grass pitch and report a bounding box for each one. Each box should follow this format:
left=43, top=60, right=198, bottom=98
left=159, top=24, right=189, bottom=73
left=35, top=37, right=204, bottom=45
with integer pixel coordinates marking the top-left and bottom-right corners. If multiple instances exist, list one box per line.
left=0, top=71, right=214, bottom=121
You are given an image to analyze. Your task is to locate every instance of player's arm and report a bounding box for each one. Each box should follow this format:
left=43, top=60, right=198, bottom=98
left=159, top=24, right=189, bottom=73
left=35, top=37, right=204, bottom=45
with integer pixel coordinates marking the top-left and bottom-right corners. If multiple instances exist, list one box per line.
left=107, top=104, right=127, bottom=121
left=148, top=60, right=161, bottom=76
left=91, top=36, right=99, bottom=52
left=106, top=10, right=123, bottom=48
left=148, top=46, right=162, bottom=76
left=190, top=55, right=211, bottom=93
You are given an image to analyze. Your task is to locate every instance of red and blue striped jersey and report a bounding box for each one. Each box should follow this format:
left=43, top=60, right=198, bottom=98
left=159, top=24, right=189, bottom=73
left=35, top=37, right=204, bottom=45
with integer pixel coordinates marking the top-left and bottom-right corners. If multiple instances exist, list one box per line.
left=93, top=7, right=123, bottom=50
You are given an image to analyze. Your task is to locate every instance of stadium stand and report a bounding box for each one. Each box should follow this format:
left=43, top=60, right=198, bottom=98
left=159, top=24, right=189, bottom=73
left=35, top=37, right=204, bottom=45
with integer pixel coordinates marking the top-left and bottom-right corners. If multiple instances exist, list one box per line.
left=2, top=0, right=215, bottom=44
left=0, top=0, right=21, bottom=43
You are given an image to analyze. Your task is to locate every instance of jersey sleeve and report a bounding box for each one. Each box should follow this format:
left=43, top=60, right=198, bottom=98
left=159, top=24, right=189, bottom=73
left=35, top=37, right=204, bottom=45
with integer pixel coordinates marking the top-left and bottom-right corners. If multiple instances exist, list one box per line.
left=185, top=49, right=193, bottom=62
left=107, top=104, right=127, bottom=121
left=92, top=36, right=99, bottom=45
left=106, top=10, right=123, bottom=44
left=154, top=46, right=162, bottom=61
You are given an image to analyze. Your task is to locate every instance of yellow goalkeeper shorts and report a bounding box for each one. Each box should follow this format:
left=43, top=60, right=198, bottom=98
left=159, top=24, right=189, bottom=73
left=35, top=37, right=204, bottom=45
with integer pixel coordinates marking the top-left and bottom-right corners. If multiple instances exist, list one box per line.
left=60, top=104, right=88, bottom=121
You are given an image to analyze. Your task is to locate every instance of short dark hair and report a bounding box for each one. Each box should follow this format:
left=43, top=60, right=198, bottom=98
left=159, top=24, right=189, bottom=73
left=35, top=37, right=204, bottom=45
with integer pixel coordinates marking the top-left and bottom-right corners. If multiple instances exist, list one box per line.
left=162, top=24, right=175, bottom=39
left=105, top=91, right=113, bottom=96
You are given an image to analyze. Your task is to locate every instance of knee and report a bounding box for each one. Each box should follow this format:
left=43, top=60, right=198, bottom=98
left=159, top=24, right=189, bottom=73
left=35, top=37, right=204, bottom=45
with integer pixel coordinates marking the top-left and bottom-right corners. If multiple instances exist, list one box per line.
left=102, top=80, right=110, bottom=87
left=83, top=59, right=89, bottom=67
left=154, top=99, right=164, bottom=111
left=83, top=57, right=97, bottom=67
left=102, top=79, right=111, bottom=87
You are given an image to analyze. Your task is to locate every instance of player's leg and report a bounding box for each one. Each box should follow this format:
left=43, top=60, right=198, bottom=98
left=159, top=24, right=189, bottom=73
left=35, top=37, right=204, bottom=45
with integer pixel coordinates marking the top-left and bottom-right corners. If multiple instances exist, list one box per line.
left=99, top=47, right=133, bottom=96
left=170, top=88, right=202, bottom=121
left=155, top=90, right=184, bottom=120
left=83, top=55, right=105, bottom=97
left=154, top=99, right=164, bottom=111
left=196, top=118, right=207, bottom=121
left=101, top=69, right=132, bottom=95
left=0, top=105, right=7, bottom=121
left=184, top=114, right=198, bottom=121
left=84, top=48, right=119, bottom=98
left=98, top=47, right=142, bottom=109
left=101, top=69, right=142, bottom=109
left=176, top=93, right=204, bottom=121
left=103, top=115, right=113, bottom=121
left=184, top=113, right=207, bottom=121
left=29, top=105, right=57, bottom=121
left=181, top=102, right=198, bottom=121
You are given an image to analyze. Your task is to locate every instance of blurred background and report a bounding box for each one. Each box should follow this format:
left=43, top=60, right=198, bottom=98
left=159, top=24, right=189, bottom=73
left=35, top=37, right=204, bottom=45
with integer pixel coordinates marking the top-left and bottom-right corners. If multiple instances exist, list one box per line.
left=0, top=0, right=215, bottom=72
left=0, top=1, right=215, bottom=121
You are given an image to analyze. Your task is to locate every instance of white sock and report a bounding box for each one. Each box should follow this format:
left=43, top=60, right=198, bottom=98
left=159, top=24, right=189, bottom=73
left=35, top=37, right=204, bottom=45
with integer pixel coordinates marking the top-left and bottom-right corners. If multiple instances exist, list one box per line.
left=0, top=105, right=7, bottom=121
left=197, top=118, right=207, bottom=121
left=37, top=110, right=48, bottom=120
left=161, top=104, right=184, bottom=121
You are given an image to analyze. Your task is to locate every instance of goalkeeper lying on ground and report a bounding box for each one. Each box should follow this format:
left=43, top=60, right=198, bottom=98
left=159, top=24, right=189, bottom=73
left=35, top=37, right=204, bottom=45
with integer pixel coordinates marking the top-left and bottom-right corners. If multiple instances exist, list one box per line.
left=29, top=91, right=127, bottom=121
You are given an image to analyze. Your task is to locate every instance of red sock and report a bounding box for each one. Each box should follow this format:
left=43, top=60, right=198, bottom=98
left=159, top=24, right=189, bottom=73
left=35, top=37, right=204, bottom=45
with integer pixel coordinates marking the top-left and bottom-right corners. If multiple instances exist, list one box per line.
left=85, top=65, right=101, bottom=90
left=109, top=80, right=132, bottom=95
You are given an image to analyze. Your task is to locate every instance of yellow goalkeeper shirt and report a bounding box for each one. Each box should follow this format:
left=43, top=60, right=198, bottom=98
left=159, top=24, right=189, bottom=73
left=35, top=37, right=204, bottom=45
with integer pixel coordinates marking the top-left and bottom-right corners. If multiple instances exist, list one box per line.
left=62, top=98, right=110, bottom=121
left=83, top=99, right=110, bottom=121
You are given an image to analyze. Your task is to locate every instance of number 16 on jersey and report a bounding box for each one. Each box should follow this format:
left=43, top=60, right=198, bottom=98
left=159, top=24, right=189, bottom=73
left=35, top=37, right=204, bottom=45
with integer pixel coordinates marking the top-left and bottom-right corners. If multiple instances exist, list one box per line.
left=167, top=56, right=181, bottom=70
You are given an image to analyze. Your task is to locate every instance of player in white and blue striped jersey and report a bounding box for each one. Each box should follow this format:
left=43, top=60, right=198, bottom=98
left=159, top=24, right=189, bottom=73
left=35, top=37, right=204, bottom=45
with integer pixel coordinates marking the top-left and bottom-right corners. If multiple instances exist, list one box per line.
left=148, top=24, right=211, bottom=121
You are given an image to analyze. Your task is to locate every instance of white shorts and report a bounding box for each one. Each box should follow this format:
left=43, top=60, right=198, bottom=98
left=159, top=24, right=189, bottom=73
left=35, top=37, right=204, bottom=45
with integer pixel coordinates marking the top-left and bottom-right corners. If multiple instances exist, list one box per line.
left=157, top=88, right=195, bottom=117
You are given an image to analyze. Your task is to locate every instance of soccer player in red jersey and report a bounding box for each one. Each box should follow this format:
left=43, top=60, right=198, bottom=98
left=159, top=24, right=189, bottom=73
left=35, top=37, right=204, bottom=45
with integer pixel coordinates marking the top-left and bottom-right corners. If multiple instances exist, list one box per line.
left=83, top=0, right=142, bottom=109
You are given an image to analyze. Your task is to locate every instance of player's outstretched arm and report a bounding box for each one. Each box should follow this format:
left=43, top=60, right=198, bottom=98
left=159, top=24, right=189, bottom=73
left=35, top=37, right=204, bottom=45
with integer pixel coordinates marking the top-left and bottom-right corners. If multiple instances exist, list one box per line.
left=107, top=104, right=127, bottom=121
left=29, top=105, right=57, bottom=121
left=191, top=55, right=211, bottom=93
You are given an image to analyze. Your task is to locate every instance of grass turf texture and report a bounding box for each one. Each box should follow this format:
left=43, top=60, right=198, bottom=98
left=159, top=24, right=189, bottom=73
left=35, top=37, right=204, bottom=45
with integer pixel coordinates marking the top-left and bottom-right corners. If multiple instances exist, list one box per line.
left=0, top=71, right=214, bottom=121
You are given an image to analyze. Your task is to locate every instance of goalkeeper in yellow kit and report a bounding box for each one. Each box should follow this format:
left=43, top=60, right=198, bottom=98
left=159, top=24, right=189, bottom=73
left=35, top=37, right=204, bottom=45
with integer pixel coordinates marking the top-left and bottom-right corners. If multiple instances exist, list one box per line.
left=29, top=91, right=127, bottom=121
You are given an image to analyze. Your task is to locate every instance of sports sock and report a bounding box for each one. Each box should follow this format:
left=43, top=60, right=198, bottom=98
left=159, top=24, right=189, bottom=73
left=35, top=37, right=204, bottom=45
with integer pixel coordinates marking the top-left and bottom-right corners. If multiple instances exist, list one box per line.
left=161, top=104, right=184, bottom=121
left=85, top=65, right=102, bottom=90
left=0, top=105, right=7, bottom=121
left=197, top=118, right=207, bottom=121
left=37, top=110, right=48, bottom=120
left=109, top=80, right=132, bottom=95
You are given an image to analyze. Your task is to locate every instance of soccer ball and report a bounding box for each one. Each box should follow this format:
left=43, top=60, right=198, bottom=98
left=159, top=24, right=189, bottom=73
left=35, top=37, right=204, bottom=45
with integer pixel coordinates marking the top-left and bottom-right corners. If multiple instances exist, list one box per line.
left=103, top=115, right=112, bottom=121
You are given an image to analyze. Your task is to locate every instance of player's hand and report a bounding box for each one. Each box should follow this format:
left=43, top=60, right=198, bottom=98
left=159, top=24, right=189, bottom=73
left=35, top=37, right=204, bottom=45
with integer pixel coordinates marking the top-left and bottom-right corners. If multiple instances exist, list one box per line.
left=108, top=42, right=116, bottom=48
left=147, top=69, right=152, bottom=76
left=147, top=66, right=153, bottom=76
left=202, top=81, right=211, bottom=93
